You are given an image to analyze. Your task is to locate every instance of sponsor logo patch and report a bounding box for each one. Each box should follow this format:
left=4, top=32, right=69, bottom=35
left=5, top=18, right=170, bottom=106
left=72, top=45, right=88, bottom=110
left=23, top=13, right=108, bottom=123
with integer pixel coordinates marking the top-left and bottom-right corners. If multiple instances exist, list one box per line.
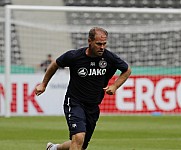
left=77, top=68, right=88, bottom=77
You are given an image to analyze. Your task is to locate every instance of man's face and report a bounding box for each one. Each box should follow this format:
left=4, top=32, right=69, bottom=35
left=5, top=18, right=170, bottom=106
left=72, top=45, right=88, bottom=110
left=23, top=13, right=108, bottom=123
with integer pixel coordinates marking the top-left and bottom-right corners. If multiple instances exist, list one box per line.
left=88, top=31, right=107, bottom=57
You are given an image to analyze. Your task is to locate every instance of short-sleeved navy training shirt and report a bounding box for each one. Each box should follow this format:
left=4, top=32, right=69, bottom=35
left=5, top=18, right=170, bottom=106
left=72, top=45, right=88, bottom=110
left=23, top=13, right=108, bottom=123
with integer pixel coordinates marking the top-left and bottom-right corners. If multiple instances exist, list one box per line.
left=56, top=47, right=128, bottom=105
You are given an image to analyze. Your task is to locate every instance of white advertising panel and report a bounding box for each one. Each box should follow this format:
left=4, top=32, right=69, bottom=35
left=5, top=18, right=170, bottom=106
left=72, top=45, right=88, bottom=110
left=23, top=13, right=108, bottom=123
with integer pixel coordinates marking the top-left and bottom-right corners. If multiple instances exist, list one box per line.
left=0, top=70, right=69, bottom=116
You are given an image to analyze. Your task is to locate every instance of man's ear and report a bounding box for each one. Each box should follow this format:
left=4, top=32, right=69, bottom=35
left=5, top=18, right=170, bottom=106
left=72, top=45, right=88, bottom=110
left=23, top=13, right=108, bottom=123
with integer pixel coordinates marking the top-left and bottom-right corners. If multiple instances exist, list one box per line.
left=88, top=38, right=91, bottom=44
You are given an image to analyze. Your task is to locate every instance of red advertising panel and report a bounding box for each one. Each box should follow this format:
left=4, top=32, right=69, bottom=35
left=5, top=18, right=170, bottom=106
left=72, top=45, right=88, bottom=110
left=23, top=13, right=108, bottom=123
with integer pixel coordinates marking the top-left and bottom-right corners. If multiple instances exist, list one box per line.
left=100, top=75, right=181, bottom=114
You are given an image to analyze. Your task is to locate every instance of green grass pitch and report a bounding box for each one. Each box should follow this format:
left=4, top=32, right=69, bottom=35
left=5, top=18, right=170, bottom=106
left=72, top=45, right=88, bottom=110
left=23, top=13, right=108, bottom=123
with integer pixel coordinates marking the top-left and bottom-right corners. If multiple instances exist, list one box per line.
left=0, top=115, right=181, bottom=150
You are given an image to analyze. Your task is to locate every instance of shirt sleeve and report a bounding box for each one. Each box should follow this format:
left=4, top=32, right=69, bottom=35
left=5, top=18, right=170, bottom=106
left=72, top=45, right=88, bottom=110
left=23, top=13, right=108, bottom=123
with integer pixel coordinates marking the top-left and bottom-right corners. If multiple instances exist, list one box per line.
left=56, top=50, right=74, bottom=67
left=109, top=51, right=129, bottom=73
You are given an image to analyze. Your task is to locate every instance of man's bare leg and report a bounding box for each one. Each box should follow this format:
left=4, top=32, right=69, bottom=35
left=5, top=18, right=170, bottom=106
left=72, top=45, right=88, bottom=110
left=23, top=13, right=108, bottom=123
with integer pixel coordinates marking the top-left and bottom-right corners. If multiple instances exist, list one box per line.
left=55, top=132, right=85, bottom=150
left=56, top=140, right=71, bottom=150
left=69, top=132, right=85, bottom=150
left=56, top=140, right=85, bottom=150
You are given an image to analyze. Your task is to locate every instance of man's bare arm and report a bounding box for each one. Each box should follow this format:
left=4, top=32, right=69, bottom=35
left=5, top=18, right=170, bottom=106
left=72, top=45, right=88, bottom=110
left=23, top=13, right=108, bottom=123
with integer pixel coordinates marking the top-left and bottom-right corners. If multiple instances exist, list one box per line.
left=35, top=60, right=59, bottom=96
left=104, top=66, right=131, bottom=95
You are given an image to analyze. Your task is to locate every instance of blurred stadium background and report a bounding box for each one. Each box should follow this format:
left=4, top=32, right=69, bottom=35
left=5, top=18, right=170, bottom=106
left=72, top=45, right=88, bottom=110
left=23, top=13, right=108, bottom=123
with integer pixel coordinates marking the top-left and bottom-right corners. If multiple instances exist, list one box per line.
left=0, top=0, right=181, bottom=116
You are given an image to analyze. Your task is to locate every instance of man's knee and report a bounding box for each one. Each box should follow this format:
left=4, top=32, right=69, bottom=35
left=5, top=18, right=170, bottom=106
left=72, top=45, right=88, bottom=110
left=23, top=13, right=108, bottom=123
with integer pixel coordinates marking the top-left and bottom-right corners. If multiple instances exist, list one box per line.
left=72, top=132, right=85, bottom=146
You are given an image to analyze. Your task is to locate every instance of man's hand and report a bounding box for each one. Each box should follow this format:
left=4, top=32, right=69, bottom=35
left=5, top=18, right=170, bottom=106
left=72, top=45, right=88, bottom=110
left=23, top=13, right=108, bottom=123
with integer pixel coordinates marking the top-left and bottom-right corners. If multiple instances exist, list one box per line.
left=34, top=61, right=59, bottom=96
left=35, top=83, right=46, bottom=96
left=104, top=66, right=131, bottom=95
left=103, top=85, right=117, bottom=95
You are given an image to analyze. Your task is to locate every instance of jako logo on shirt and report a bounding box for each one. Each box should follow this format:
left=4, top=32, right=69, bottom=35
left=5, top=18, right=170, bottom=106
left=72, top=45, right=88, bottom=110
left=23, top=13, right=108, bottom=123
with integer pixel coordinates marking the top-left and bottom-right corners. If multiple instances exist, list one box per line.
left=77, top=68, right=106, bottom=77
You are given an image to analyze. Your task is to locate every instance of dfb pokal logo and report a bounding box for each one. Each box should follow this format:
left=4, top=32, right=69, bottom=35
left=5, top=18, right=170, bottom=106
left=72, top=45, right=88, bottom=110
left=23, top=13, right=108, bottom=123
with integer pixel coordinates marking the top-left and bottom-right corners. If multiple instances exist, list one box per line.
left=99, top=60, right=107, bottom=68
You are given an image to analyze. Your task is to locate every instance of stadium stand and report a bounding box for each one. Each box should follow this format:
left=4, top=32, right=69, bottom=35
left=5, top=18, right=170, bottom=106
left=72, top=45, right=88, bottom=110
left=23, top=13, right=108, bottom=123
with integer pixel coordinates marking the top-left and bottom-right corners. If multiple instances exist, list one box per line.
left=64, top=0, right=181, bottom=8
left=1, top=0, right=181, bottom=73
left=0, top=0, right=22, bottom=68
left=1, top=0, right=65, bottom=73
left=0, top=9, right=3, bottom=65
left=64, top=0, right=181, bottom=67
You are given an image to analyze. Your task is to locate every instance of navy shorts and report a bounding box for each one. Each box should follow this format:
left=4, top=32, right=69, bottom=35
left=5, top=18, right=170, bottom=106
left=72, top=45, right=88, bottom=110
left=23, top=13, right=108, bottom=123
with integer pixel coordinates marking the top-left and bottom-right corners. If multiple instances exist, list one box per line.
left=64, top=96, right=100, bottom=149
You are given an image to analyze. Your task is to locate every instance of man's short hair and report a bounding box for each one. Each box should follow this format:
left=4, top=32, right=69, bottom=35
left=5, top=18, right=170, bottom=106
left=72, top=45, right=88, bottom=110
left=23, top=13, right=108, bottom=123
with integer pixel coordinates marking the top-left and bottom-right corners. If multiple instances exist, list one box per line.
left=88, top=27, right=108, bottom=40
